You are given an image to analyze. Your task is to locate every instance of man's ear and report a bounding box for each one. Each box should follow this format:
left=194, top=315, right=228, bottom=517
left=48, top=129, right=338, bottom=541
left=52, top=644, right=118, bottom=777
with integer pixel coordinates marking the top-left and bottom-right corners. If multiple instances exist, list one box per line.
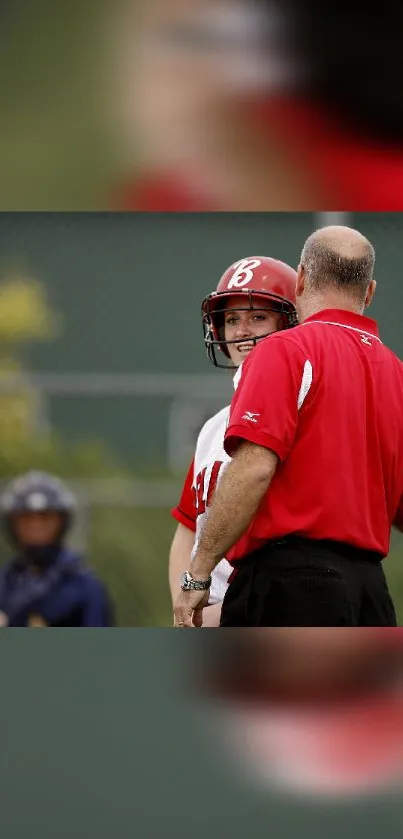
left=364, top=279, right=376, bottom=308
left=296, top=264, right=305, bottom=298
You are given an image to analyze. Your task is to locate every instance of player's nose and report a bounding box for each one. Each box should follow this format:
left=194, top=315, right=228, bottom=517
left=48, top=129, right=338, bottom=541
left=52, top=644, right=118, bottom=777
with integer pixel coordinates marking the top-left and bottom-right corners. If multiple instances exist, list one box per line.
left=234, top=316, right=253, bottom=339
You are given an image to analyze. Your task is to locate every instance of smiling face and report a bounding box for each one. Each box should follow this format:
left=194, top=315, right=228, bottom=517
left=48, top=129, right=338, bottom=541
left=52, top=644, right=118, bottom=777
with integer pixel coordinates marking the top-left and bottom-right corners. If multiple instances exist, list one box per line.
left=223, top=293, right=282, bottom=366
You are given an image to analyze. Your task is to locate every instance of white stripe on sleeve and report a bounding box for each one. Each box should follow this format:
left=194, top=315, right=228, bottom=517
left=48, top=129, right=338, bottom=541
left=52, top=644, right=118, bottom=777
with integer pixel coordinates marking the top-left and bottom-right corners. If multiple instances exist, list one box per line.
left=297, top=359, right=313, bottom=410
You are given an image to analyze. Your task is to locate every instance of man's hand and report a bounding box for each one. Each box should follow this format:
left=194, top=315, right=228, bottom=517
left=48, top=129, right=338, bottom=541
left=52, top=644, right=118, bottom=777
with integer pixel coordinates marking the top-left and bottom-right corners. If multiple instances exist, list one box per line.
left=174, top=587, right=210, bottom=627
left=172, top=600, right=222, bottom=627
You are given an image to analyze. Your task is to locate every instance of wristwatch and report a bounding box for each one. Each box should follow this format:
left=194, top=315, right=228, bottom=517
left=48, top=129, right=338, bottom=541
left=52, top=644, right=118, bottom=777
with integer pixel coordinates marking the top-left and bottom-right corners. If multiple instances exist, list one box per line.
left=180, top=571, right=212, bottom=592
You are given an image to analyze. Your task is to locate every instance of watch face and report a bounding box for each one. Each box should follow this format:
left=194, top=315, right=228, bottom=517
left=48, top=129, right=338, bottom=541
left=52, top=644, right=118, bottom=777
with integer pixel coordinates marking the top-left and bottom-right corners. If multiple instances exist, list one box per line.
left=181, top=572, right=190, bottom=590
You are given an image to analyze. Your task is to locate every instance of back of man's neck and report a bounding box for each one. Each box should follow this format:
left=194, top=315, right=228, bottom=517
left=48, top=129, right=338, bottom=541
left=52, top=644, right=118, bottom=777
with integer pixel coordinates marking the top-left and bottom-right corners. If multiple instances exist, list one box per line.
left=300, top=296, right=365, bottom=323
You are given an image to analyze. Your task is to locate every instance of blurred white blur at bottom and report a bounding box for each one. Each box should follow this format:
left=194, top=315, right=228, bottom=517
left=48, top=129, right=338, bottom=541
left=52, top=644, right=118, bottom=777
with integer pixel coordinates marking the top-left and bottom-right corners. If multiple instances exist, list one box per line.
left=200, top=629, right=403, bottom=799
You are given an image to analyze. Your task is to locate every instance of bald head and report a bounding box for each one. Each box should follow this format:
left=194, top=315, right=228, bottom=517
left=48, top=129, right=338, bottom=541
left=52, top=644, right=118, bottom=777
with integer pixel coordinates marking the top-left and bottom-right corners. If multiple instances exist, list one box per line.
left=300, top=226, right=375, bottom=304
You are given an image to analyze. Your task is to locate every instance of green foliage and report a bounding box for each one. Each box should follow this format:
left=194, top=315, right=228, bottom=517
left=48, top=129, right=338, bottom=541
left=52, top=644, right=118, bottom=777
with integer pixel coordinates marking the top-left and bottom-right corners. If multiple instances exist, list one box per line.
left=90, top=507, right=174, bottom=627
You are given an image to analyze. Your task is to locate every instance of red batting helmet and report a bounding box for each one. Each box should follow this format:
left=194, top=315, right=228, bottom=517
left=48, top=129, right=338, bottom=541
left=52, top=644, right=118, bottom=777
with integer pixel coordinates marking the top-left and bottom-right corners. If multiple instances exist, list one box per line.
left=202, top=256, right=298, bottom=368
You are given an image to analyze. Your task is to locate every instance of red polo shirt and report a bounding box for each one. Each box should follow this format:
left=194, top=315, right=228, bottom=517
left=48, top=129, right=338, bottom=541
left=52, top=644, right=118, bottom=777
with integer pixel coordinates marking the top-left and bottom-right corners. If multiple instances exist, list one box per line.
left=224, top=309, right=403, bottom=561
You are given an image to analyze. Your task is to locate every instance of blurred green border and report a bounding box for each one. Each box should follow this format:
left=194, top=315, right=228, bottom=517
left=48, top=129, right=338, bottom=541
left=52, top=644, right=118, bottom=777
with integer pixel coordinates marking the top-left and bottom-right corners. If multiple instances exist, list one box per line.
left=0, top=0, right=130, bottom=209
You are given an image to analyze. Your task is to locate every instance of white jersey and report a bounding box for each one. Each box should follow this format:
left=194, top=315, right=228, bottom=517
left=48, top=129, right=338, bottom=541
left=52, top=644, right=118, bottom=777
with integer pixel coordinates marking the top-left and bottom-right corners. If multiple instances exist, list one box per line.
left=191, top=404, right=233, bottom=604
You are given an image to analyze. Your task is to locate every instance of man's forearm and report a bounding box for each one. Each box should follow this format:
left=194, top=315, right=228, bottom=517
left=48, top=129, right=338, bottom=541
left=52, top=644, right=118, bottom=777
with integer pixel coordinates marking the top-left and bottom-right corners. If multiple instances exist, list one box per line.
left=191, top=442, right=277, bottom=578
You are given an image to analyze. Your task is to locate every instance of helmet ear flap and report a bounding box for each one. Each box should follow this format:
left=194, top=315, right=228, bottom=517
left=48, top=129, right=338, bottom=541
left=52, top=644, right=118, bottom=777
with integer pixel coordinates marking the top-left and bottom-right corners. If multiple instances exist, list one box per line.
left=205, top=321, right=226, bottom=365
left=203, top=305, right=230, bottom=365
left=210, top=311, right=231, bottom=358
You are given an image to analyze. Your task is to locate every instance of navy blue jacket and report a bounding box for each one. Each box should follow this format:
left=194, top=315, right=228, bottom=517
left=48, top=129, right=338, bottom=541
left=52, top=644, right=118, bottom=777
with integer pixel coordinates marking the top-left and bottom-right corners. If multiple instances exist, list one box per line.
left=0, top=548, right=113, bottom=627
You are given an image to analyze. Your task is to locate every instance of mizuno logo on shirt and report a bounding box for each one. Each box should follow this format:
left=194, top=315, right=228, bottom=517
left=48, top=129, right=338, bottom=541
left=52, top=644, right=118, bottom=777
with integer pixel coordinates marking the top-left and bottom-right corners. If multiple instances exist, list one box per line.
left=242, top=411, right=259, bottom=423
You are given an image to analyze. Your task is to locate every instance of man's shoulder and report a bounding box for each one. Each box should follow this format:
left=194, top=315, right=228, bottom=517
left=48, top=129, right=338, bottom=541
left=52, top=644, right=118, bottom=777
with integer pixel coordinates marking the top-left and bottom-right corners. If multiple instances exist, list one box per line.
left=382, top=344, right=403, bottom=381
left=246, top=328, right=310, bottom=364
left=379, top=340, right=403, bottom=366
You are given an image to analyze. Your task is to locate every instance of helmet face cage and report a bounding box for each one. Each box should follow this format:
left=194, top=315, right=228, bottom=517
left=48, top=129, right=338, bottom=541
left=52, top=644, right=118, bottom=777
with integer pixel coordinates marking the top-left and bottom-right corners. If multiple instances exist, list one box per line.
left=202, top=289, right=298, bottom=369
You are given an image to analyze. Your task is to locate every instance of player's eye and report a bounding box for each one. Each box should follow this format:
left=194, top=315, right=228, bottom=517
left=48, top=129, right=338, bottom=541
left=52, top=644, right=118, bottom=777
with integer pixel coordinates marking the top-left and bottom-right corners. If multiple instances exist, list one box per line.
left=225, top=315, right=239, bottom=326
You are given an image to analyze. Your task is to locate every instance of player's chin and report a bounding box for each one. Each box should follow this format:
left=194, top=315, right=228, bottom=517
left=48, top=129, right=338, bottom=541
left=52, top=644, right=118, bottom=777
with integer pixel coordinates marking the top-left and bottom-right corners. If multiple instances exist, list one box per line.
left=230, top=349, right=252, bottom=366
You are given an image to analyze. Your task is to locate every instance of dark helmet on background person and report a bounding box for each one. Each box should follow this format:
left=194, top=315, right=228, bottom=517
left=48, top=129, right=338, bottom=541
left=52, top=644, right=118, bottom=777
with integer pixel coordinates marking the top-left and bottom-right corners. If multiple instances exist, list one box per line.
left=0, top=470, right=76, bottom=552
left=202, top=256, right=298, bottom=368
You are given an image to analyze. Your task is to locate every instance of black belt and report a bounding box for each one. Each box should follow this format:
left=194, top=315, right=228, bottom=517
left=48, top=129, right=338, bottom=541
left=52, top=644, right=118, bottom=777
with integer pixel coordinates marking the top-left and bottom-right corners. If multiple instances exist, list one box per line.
left=231, top=535, right=384, bottom=569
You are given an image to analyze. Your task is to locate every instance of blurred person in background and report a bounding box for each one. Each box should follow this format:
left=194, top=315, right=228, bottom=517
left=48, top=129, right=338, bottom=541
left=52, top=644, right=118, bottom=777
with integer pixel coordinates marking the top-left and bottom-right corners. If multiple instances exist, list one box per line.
left=200, top=628, right=403, bottom=797
left=0, top=471, right=113, bottom=627
left=112, top=0, right=403, bottom=211
left=169, top=256, right=297, bottom=626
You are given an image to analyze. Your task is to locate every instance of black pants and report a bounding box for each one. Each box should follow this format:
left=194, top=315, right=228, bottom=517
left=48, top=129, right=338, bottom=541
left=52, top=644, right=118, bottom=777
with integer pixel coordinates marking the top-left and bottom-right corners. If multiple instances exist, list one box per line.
left=220, top=538, right=397, bottom=627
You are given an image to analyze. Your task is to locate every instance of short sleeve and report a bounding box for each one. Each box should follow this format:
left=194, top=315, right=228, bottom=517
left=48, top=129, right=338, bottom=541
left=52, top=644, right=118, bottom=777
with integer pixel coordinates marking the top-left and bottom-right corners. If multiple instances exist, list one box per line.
left=171, top=458, right=197, bottom=531
left=224, top=335, right=310, bottom=460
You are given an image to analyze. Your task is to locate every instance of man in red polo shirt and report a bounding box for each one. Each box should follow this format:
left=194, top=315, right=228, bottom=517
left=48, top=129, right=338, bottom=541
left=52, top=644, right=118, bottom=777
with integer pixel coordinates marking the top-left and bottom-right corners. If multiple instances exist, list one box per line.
left=174, top=225, right=403, bottom=627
